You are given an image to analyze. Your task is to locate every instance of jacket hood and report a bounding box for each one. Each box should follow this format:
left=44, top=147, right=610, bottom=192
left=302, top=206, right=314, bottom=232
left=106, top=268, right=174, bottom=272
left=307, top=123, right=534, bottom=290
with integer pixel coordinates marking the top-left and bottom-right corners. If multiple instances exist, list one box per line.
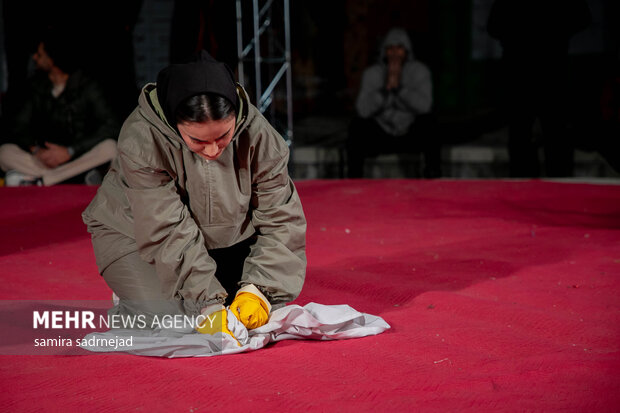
left=155, top=50, right=239, bottom=130
left=379, top=27, right=414, bottom=63
left=138, top=82, right=252, bottom=146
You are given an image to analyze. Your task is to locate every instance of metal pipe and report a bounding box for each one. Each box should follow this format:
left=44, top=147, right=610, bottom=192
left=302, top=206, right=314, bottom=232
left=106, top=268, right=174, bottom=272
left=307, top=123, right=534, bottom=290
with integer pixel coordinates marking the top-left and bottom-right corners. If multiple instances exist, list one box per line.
left=252, top=0, right=262, bottom=102
left=259, top=62, right=288, bottom=112
left=235, top=0, right=244, bottom=85
left=240, top=18, right=270, bottom=59
left=236, top=0, right=293, bottom=147
left=259, top=0, right=275, bottom=19
left=284, top=0, right=293, bottom=145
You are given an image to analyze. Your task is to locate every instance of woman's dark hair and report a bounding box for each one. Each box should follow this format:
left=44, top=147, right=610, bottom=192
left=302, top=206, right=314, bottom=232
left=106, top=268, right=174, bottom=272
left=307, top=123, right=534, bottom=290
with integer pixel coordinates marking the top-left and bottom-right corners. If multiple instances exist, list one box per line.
left=175, top=93, right=236, bottom=124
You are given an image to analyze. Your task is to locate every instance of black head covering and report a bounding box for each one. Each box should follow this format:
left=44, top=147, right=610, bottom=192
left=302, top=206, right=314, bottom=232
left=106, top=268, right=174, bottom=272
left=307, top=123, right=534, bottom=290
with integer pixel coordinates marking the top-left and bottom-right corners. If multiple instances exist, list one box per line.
left=156, top=50, right=239, bottom=128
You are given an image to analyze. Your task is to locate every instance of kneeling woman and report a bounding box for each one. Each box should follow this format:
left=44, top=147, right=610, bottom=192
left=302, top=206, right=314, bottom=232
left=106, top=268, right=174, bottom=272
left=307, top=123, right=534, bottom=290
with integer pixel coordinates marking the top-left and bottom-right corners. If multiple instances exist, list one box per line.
left=82, top=51, right=306, bottom=331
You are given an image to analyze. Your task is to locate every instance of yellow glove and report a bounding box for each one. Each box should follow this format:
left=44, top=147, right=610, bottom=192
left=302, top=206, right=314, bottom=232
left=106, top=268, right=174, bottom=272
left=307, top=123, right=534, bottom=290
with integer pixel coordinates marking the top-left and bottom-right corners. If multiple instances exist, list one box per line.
left=196, top=304, right=241, bottom=347
left=230, top=284, right=272, bottom=330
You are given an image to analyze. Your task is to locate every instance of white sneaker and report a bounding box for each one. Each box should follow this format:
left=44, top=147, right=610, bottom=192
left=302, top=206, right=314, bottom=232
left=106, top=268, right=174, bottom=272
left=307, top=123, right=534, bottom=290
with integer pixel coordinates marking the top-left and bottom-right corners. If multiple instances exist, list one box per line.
left=84, top=168, right=103, bottom=185
left=4, top=170, right=42, bottom=186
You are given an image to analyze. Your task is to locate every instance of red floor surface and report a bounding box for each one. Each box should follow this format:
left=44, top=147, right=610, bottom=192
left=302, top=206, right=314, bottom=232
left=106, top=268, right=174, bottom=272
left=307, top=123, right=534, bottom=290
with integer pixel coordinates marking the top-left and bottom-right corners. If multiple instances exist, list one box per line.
left=0, top=179, right=619, bottom=412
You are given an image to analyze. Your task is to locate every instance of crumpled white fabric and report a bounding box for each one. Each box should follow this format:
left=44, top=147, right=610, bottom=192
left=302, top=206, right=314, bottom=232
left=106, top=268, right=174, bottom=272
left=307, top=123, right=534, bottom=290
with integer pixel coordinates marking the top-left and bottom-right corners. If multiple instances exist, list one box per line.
left=79, top=302, right=391, bottom=358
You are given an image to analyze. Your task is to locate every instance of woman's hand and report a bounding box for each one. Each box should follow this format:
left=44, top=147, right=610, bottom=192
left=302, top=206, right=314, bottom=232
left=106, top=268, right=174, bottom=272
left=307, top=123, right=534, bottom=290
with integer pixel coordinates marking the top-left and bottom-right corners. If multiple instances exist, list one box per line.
left=230, top=284, right=272, bottom=329
left=196, top=304, right=241, bottom=346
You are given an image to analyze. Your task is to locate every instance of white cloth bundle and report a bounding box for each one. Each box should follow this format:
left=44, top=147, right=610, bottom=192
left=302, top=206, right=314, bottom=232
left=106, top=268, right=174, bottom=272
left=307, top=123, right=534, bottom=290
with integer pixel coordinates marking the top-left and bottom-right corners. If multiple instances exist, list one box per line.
left=80, top=302, right=391, bottom=358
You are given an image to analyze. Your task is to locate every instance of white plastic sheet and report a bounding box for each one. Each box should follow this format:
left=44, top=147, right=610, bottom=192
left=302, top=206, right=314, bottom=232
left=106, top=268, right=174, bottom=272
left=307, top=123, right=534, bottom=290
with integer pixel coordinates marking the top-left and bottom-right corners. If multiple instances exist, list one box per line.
left=80, top=302, right=391, bottom=358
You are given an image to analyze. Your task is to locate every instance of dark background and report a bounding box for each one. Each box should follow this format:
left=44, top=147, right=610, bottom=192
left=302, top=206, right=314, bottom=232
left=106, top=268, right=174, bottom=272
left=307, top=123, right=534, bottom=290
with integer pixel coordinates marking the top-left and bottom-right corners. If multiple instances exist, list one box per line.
left=0, top=0, right=617, bottom=171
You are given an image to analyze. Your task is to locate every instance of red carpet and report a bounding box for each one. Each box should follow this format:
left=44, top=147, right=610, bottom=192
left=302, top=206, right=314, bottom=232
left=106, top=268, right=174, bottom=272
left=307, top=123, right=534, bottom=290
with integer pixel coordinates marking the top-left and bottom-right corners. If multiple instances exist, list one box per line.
left=1, top=179, right=619, bottom=411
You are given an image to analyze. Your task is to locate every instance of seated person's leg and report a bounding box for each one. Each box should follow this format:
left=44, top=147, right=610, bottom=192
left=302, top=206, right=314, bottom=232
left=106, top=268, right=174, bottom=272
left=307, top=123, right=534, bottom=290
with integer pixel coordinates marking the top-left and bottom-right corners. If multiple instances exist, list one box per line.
left=43, top=139, right=117, bottom=186
left=409, top=114, right=442, bottom=178
left=0, top=143, right=48, bottom=185
left=346, top=117, right=387, bottom=178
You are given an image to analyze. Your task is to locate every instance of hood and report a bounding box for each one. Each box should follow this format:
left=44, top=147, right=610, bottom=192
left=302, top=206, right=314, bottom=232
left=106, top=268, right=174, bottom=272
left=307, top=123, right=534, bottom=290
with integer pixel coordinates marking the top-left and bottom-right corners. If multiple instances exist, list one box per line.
left=155, top=50, right=239, bottom=130
left=139, top=82, right=252, bottom=146
left=379, top=27, right=414, bottom=63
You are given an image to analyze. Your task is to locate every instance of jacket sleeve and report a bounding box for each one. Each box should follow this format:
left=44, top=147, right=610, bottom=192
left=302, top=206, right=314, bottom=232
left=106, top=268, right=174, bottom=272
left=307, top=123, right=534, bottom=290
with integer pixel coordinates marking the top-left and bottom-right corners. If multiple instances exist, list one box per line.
left=241, top=133, right=307, bottom=306
left=118, top=138, right=226, bottom=315
left=71, top=81, right=121, bottom=157
left=393, top=63, right=433, bottom=115
left=355, top=66, right=388, bottom=119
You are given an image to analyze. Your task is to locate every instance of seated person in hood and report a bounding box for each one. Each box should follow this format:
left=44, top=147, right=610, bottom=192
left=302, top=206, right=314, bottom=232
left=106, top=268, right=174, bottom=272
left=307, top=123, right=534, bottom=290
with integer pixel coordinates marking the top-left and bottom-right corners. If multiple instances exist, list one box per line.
left=347, top=27, right=439, bottom=178
left=82, top=50, right=307, bottom=335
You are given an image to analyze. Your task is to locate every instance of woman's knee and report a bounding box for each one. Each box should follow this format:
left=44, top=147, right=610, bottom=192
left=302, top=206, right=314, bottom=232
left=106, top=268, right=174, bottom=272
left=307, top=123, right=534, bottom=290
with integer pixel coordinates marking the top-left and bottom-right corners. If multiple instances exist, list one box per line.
left=102, top=252, right=184, bottom=319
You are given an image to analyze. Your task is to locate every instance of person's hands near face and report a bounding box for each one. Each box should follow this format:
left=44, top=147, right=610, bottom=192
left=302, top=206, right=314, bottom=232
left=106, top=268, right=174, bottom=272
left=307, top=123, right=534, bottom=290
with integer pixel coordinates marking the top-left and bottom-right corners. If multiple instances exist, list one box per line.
left=177, top=116, right=236, bottom=161
left=385, top=44, right=406, bottom=91
left=35, top=142, right=71, bottom=168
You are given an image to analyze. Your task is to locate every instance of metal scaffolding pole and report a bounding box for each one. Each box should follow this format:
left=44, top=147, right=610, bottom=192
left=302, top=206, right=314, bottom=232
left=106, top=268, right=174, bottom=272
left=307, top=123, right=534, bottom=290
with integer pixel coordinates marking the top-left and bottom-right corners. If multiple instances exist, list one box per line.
left=236, top=0, right=293, bottom=146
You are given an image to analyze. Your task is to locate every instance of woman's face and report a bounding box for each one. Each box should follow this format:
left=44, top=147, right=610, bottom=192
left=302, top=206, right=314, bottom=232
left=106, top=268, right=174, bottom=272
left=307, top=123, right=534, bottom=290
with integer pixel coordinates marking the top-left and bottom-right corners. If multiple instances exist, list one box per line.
left=33, top=42, right=54, bottom=72
left=177, top=116, right=236, bottom=161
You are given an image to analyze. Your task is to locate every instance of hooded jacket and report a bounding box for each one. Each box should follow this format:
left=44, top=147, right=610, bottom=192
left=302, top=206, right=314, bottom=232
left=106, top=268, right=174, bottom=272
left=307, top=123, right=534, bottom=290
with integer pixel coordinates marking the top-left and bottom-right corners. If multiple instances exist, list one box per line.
left=355, top=28, right=432, bottom=136
left=82, top=73, right=306, bottom=315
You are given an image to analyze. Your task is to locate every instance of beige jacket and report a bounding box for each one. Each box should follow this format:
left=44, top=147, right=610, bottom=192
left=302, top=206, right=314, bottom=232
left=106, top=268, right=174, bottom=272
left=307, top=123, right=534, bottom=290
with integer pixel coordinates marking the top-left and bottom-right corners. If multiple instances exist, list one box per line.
left=82, top=84, right=306, bottom=315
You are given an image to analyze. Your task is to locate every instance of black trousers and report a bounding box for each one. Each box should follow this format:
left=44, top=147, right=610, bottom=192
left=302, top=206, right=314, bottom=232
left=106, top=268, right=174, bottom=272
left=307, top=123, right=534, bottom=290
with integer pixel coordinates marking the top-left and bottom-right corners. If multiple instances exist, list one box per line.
left=500, top=57, right=574, bottom=177
left=346, top=115, right=441, bottom=178
left=209, top=237, right=253, bottom=306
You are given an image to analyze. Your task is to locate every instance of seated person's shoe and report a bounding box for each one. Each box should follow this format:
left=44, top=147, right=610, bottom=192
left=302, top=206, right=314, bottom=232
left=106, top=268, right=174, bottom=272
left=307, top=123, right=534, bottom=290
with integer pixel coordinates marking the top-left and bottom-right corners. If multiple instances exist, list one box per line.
left=4, top=170, right=43, bottom=186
